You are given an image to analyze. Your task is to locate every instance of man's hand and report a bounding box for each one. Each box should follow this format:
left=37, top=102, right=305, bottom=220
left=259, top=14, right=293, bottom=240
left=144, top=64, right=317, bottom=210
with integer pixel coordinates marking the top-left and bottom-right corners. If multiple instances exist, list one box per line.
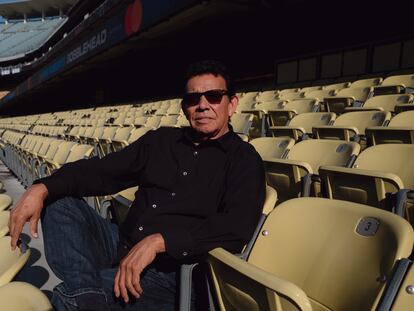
left=8, top=183, right=48, bottom=250
left=114, top=233, right=166, bottom=303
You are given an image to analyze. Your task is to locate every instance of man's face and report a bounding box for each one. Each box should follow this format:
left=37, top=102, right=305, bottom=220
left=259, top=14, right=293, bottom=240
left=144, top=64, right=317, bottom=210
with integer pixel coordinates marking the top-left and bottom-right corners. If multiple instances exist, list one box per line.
left=182, top=74, right=238, bottom=140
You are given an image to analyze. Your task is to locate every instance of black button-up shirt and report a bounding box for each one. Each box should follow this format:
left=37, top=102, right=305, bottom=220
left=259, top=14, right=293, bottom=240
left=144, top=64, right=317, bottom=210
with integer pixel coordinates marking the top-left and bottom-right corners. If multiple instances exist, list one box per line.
left=38, top=127, right=265, bottom=262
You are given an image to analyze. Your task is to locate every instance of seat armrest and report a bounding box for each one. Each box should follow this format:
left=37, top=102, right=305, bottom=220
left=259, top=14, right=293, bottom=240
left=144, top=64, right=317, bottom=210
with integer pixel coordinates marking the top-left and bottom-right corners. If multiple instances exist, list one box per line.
left=319, top=165, right=404, bottom=209
left=344, top=107, right=383, bottom=112
left=312, top=125, right=359, bottom=141
left=268, top=126, right=305, bottom=140
left=263, top=158, right=314, bottom=175
left=320, top=165, right=404, bottom=189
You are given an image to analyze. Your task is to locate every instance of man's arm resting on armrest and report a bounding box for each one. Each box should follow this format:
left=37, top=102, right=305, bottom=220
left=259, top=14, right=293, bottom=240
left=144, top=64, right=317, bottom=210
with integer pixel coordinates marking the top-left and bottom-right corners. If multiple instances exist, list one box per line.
left=8, top=183, right=49, bottom=249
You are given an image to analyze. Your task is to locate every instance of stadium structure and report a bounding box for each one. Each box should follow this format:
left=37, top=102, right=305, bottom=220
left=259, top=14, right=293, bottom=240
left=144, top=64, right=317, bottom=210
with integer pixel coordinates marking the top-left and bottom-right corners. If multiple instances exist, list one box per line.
left=0, top=0, right=413, bottom=310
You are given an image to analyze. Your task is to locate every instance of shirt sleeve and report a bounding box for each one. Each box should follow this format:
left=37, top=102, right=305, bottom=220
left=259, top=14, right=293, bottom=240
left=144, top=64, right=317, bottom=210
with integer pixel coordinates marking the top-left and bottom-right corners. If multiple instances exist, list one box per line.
left=34, top=131, right=153, bottom=202
left=159, top=145, right=266, bottom=259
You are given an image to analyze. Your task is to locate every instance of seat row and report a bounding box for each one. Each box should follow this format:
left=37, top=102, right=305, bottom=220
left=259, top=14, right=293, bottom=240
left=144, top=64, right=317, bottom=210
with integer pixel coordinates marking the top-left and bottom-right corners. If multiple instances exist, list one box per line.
left=239, top=73, right=414, bottom=105
left=238, top=93, right=413, bottom=138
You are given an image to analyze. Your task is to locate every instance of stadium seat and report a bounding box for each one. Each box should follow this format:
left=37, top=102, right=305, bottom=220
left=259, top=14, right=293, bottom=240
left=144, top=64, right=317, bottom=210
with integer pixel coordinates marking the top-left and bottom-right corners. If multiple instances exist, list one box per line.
left=277, top=88, right=300, bottom=95
left=345, top=94, right=413, bottom=113
left=249, top=137, right=294, bottom=159
left=312, top=111, right=391, bottom=143
left=264, top=139, right=360, bottom=203
left=268, top=112, right=336, bottom=140
left=0, top=194, right=12, bottom=211
left=39, top=143, right=92, bottom=177
left=322, top=81, right=351, bottom=91
left=176, top=115, right=191, bottom=128
left=319, top=144, right=414, bottom=222
left=110, top=127, right=135, bottom=152
left=111, top=127, right=151, bottom=151
left=0, top=236, right=30, bottom=286
left=303, top=89, right=336, bottom=100
left=244, top=100, right=287, bottom=137
left=254, top=90, right=278, bottom=103
left=300, top=85, right=323, bottom=93
left=350, top=77, right=383, bottom=88
left=373, top=74, right=414, bottom=96
left=323, top=86, right=372, bottom=114
left=0, top=282, right=53, bottom=311
left=266, top=99, right=320, bottom=128
left=208, top=197, right=414, bottom=311
left=277, top=91, right=304, bottom=100
left=236, top=92, right=258, bottom=113
left=159, top=115, right=179, bottom=127
left=230, top=113, right=254, bottom=140
left=96, top=127, right=118, bottom=157
left=366, top=110, right=414, bottom=146
left=0, top=211, right=9, bottom=237
left=29, top=139, right=65, bottom=183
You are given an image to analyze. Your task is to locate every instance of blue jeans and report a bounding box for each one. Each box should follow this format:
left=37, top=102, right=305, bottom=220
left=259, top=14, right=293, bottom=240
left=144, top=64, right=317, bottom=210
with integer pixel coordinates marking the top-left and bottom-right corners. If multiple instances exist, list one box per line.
left=41, top=197, right=182, bottom=311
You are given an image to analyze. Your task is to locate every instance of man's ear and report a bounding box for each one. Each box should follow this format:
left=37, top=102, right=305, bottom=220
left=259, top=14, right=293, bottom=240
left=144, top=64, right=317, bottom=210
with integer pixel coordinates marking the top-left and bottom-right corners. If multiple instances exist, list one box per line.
left=227, top=95, right=238, bottom=117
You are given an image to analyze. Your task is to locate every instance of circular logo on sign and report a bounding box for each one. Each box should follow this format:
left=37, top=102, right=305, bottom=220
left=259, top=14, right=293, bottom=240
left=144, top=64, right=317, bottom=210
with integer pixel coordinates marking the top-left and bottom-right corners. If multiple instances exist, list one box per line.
left=124, top=0, right=143, bottom=36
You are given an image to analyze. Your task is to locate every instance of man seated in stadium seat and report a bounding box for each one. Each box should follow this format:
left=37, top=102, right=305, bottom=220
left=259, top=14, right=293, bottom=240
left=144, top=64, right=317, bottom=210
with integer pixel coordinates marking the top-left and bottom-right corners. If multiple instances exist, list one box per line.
left=8, top=60, right=265, bottom=311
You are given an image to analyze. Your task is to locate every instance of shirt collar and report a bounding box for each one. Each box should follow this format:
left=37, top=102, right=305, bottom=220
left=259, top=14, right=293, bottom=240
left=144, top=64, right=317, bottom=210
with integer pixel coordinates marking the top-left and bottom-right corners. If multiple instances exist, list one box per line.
left=180, top=124, right=237, bottom=153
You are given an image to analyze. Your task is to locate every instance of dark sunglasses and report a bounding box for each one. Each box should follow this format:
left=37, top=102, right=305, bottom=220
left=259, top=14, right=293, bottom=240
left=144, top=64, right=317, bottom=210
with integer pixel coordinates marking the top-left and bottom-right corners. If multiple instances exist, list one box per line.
left=182, top=89, right=229, bottom=106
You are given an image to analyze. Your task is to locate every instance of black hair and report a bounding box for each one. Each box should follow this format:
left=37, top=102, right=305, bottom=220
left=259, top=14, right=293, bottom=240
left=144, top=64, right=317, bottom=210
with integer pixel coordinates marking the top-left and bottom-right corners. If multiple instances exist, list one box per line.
left=185, top=60, right=235, bottom=96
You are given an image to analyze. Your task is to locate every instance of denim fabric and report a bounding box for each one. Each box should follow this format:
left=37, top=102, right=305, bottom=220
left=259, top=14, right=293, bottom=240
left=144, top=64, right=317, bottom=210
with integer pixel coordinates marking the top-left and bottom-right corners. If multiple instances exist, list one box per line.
left=41, top=197, right=181, bottom=311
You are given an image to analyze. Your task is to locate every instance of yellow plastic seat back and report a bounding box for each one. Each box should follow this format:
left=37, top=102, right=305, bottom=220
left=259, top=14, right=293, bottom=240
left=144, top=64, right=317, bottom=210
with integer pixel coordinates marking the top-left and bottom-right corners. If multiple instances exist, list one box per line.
left=264, top=140, right=360, bottom=202
left=249, top=137, right=294, bottom=159
left=366, top=111, right=414, bottom=145
left=0, top=211, right=9, bottom=237
left=313, top=111, right=391, bottom=142
left=320, top=144, right=414, bottom=217
left=0, top=236, right=30, bottom=286
left=0, top=282, right=53, bottom=311
left=248, top=197, right=414, bottom=311
left=269, top=112, right=335, bottom=139
left=360, top=94, right=413, bottom=112
left=287, top=139, right=360, bottom=173
left=230, top=113, right=254, bottom=137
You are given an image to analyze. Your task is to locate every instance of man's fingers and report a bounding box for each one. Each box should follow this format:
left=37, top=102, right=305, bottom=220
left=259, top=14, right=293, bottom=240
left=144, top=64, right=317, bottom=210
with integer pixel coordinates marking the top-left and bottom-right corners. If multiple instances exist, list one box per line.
left=10, top=215, right=24, bottom=250
left=119, top=265, right=129, bottom=303
left=125, top=267, right=140, bottom=298
left=114, top=269, right=120, bottom=298
left=131, top=268, right=143, bottom=295
left=29, top=216, right=39, bottom=238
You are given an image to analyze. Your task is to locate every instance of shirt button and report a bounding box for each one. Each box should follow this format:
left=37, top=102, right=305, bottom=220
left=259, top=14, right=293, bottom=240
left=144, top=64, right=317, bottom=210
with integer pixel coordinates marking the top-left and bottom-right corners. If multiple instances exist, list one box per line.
left=182, top=251, right=188, bottom=256
left=182, top=171, right=188, bottom=176
left=171, top=192, right=176, bottom=197
left=138, top=226, right=144, bottom=231
left=193, top=151, right=198, bottom=156
left=152, top=204, right=157, bottom=208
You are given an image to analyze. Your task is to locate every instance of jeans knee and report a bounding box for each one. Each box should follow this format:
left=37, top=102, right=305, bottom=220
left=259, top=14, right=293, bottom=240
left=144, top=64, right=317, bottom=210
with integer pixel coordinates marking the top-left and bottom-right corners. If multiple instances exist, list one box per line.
left=42, top=196, right=88, bottom=226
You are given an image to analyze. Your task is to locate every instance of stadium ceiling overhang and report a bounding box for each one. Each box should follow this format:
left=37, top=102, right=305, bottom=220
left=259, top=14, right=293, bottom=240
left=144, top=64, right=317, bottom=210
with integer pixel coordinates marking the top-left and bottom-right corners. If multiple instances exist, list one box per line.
left=0, top=0, right=77, bottom=17
left=0, top=0, right=249, bottom=112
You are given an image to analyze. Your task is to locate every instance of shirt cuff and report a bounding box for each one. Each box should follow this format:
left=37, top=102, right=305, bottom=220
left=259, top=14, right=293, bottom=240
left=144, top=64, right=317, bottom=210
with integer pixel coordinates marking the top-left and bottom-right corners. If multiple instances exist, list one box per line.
left=33, top=176, right=68, bottom=203
left=159, top=226, right=194, bottom=259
